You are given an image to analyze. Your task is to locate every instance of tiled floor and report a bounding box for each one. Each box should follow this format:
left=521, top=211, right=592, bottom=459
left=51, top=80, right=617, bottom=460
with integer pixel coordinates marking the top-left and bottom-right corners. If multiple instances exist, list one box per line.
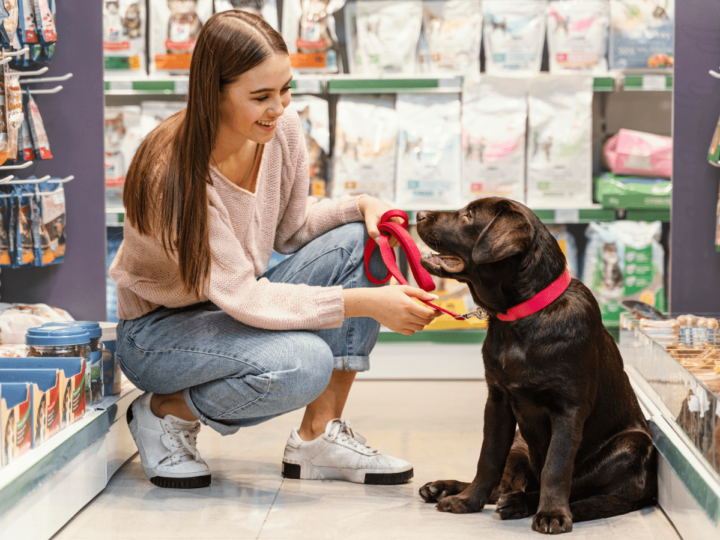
left=53, top=381, right=679, bottom=540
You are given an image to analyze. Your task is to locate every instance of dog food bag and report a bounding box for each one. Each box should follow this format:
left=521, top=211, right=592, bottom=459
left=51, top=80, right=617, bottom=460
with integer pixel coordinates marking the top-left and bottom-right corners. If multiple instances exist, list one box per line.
left=547, top=0, right=610, bottom=74
left=582, top=220, right=665, bottom=323
left=25, top=91, right=51, bottom=160
left=462, top=75, right=528, bottom=204
left=283, top=0, right=345, bottom=73
left=419, top=0, right=482, bottom=74
left=610, top=0, right=674, bottom=69
left=604, top=128, right=672, bottom=178
left=483, top=0, right=547, bottom=76
left=547, top=225, right=579, bottom=278
left=103, top=0, right=146, bottom=74
left=332, top=95, right=397, bottom=202
left=214, top=0, right=278, bottom=30
left=35, top=179, right=65, bottom=263
left=150, top=0, right=213, bottom=74
left=289, top=96, right=330, bottom=198
left=140, top=101, right=186, bottom=136
left=396, top=93, right=462, bottom=208
left=526, top=74, right=593, bottom=207
left=105, top=106, right=143, bottom=210
left=347, top=0, right=422, bottom=75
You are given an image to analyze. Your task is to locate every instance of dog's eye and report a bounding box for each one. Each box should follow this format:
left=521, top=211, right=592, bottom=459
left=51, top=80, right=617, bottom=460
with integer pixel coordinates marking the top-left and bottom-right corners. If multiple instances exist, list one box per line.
left=463, top=213, right=473, bottom=223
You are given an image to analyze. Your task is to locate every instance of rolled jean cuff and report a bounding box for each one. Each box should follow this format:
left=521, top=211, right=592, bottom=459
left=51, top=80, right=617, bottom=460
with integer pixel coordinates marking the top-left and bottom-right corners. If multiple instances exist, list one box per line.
left=183, top=387, right=241, bottom=436
left=333, top=355, right=370, bottom=372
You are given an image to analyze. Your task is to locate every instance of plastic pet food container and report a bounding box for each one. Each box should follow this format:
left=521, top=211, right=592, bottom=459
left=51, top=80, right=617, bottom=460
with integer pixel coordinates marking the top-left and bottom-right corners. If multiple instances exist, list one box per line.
left=99, top=322, right=121, bottom=396
left=72, top=322, right=106, bottom=404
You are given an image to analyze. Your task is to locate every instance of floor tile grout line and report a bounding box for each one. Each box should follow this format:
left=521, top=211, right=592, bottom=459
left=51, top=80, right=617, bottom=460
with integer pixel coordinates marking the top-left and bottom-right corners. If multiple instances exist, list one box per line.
left=256, top=477, right=284, bottom=540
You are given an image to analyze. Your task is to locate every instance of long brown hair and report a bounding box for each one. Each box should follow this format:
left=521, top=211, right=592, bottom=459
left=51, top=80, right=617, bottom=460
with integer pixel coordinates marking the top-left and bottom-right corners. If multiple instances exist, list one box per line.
left=123, top=11, right=288, bottom=298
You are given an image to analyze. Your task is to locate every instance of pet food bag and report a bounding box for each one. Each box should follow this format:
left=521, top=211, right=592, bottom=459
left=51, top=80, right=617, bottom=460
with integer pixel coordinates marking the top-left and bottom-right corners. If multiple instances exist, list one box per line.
left=603, top=128, right=672, bottom=178
left=0, top=192, right=11, bottom=266
left=214, top=0, right=278, bottom=30
left=103, top=0, right=146, bottom=73
left=105, top=106, right=143, bottom=209
left=483, top=0, right=547, bottom=76
left=140, top=101, right=186, bottom=137
left=395, top=93, right=462, bottom=208
left=11, top=183, right=33, bottom=267
left=332, top=95, right=397, bottom=202
left=34, top=179, right=65, bottom=264
left=283, top=0, right=345, bottom=73
left=462, top=75, right=528, bottom=204
left=547, top=225, right=579, bottom=278
left=582, top=220, right=665, bottom=323
left=0, top=1, right=19, bottom=46
left=32, top=0, right=56, bottom=44
left=547, top=0, right=610, bottom=74
left=25, top=91, right=51, bottom=160
left=610, top=0, right=674, bottom=69
left=346, top=0, right=423, bottom=75
left=419, top=0, right=482, bottom=74
left=526, top=74, right=593, bottom=207
left=289, top=96, right=330, bottom=198
left=150, top=0, right=213, bottom=74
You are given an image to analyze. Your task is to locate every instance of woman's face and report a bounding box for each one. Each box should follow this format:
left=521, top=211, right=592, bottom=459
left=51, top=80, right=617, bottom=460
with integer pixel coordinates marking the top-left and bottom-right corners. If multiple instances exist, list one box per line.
left=218, top=53, right=293, bottom=145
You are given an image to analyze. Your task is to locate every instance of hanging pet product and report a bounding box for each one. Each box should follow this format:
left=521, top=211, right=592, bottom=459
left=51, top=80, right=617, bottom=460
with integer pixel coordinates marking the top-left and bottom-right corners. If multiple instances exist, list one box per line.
left=0, top=187, right=10, bottom=266
left=420, top=0, right=482, bottom=74
left=25, top=90, right=51, bottom=159
left=214, top=0, right=278, bottom=30
left=547, top=0, right=610, bottom=74
left=610, top=0, right=674, bottom=69
left=283, top=0, right=345, bottom=73
left=150, top=0, right=213, bottom=74
left=0, top=1, right=19, bottom=47
left=289, top=96, right=329, bottom=198
left=103, top=0, right=146, bottom=73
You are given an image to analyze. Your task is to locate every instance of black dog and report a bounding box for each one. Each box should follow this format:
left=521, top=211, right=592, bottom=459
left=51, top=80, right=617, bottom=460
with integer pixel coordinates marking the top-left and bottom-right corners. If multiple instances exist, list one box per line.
left=416, top=198, right=656, bottom=534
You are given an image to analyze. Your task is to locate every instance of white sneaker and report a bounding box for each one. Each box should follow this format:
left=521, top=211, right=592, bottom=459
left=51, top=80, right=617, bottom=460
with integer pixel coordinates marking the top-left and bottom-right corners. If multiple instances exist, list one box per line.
left=127, top=393, right=211, bottom=489
left=282, top=419, right=413, bottom=485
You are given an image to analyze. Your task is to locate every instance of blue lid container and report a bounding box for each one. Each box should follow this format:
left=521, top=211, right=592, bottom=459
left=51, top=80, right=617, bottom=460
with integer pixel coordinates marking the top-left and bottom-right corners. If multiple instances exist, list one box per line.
left=26, top=324, right=91, bottom=346
left=68, top=321, right=102, bottom=340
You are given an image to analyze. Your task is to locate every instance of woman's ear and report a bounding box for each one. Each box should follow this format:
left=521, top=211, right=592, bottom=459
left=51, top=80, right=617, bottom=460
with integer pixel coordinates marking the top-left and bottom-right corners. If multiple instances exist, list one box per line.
left=472, top=208, right=533, bottom=265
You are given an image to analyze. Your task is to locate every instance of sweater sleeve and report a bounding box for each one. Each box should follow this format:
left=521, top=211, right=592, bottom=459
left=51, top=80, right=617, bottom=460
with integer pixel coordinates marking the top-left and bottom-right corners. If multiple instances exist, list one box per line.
left=204, top=203, right=346, bottom=330
left=273, top=112, right=366, bottom=255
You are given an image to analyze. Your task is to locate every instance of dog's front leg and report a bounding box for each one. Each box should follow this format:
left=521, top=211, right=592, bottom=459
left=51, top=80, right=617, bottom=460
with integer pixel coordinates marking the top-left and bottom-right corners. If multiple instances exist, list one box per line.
left=431, top=386, right=517, bottom=514
left=532, top=407, right=586, bottom=534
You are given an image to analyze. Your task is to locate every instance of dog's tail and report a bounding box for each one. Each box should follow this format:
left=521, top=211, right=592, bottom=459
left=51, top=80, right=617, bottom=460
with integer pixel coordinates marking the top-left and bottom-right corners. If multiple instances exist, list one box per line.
left=570, top=496, right=657, bottom=523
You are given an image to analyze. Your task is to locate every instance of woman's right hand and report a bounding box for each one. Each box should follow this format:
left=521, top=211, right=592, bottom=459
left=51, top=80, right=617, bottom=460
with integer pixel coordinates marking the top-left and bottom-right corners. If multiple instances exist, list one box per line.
left=344, top=286, right=441, bottom=335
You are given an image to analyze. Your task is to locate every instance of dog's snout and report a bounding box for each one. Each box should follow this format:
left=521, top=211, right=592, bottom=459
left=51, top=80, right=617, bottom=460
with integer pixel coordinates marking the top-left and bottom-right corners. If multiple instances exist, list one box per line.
left=416, top=211, right=429, bottom=223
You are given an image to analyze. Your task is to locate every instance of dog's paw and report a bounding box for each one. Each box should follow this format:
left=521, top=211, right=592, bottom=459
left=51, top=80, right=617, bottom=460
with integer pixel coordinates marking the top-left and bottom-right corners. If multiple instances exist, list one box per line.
left=495, top=491, right=539, bottom=520
left=419, top=480, right=469, bottom=503
left=531, top=508, right=573, bottom=535
left=436, top=494, right=485, bottom=514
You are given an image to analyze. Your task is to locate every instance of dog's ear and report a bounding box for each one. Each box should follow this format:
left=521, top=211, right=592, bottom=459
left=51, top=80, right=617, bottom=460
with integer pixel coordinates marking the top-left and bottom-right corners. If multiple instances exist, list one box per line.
left=472, top=206, right=533, bottom=265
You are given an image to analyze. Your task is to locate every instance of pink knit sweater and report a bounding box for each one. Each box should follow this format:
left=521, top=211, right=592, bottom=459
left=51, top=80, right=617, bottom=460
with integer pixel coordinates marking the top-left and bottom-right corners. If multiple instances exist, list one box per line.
left=110, top=108, right=365, bottom=330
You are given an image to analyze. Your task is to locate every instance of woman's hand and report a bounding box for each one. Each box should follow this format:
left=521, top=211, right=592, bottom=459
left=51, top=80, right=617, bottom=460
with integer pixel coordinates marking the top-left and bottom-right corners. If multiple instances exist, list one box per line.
left=358, top=196, right=402, bottom=248
left=343, top=286, right=443, bottom=335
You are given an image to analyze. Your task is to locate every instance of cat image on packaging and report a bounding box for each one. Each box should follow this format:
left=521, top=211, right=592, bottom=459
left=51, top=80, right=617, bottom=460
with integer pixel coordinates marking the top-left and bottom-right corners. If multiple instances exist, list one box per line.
left=420, top=0, right=482, bottom=74
left=151, top=0, right=212, bottom=73
left=547, top=0, right=610, bottom=73
left=289, top=96, right=330, bottom=198
left=104, top=0, right=146, bottom=73
left=283, top=0, right=345, bottom=73
left=105, top=106, right=143, bottom=210
left=214, top=0, right=279, bottom=30
left=462, top=75, right=528, bottom=204
left=483, top=0, right=547, bottom=76
left=610, top=0, right=674, bottom=69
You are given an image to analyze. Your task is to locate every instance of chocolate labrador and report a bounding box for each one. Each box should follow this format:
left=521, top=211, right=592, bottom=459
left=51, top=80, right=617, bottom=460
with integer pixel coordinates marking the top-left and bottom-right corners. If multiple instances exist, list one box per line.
left=416, top=198, right=656, bottom=534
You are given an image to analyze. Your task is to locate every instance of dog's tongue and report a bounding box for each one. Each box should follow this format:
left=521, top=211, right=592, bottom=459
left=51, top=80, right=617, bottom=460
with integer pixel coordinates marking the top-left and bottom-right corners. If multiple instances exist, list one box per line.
left=422, top=255, right=465, bottom=274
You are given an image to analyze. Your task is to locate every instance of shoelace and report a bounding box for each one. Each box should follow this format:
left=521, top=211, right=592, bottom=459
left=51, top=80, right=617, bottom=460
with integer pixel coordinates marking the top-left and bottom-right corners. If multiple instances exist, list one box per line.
left=159, top=419, right=202, bottom=465
left=327, top=420, right=378, bottom=454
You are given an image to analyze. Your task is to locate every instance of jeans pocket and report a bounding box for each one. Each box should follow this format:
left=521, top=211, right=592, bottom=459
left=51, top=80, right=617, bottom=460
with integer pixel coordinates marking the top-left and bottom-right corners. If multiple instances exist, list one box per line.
left=116, top=352, right=146, bottom=392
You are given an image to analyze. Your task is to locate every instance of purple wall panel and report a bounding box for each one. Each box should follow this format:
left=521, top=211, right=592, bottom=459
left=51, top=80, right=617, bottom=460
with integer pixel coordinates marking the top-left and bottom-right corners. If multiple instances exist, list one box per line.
left=0, top=2, right=107, bottom=321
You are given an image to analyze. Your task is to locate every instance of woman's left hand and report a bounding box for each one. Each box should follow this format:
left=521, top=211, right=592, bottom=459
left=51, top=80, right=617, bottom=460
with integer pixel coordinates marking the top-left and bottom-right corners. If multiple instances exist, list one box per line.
left=359, top=196, right=402, bottom=248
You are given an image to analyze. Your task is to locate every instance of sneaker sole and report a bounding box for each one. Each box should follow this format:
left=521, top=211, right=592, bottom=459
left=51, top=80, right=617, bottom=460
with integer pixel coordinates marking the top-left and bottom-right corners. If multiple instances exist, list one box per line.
left=281, top=460, right=413, bottom=485
left=127, top=401, right=212, bottom=489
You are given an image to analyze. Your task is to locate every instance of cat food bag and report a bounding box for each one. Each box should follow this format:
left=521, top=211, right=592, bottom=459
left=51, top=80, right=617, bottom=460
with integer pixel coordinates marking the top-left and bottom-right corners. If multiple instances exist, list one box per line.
left=33, top=179, right=64, bottom=263
left=214, top=0, right=278, bottom=30
left=0, top=1, right=19, bottom=45
left=603, top=128, right=672, bottom=178
left=31, top=0, right=55, bottom=44
left=547, top=225, right=579, bottom=278
left=610, top=0, right=674, bottom=69
left=332, top=95, right=397, bottom=201
left=395, top=93, right=462, bottom=208
left=12, top=183, right=33, bottom=267
left=150, top=0, right=213, bottom=74
left=420, top=0, right=482, bottom=74
left=483, top=0, right=547, bottom=76
left=103, top=0, right=146, bottom=74
left=289, top=96, right=329, bottom=198
left=583, top=220, right=665, bottom=323
left=105, top=106, right=143, bottom=209
left=25, top=91, right=51, bottom=159
left=547, top=0, right=610, bottom=74
left=283, top=0, right=345, bottom=73
left=140, top=100, right=186, bottom=136
left=526, top=75, right=593, bottom=207
left=347, top=0, right=423, bottom=75
left=462, top=75, right=528, bottom=204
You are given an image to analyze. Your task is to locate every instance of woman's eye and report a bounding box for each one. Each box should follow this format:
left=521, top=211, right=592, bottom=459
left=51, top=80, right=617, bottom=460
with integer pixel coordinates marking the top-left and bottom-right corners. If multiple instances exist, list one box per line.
left=281, top=86, right=291, bottom=93
left=255, top=95, right=268, bottom=102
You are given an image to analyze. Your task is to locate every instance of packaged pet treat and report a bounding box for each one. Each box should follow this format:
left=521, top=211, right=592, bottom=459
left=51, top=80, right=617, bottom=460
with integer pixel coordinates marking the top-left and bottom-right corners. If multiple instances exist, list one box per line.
left=6, top=75, right=22, bottom=131
left=283, top=0, right=345, bottom=73
left=289, top=96, right=329, bottom=198
left=483, top=0, right=547, bottom=76
left=610, top=0, right=674, bottom=69
left=18, top=0, right=37, bottom=45
left=140, top=100, right=186, bottom=136
left=547, top=0, right=610, bottom=74
left=419, top=0, right=482, bottom=74
left=603, top=128, right=672, bottom=178
left=0, top=1, right=19, bottom=45
left=25, top=91, right=51, bottom=159
left=0, top=195, right=10, bottom=266
left=462, top=75, right=528, bottom=204
left=332, top=95, right=397, bottom=201
left=582, top=220, right=665, bottom=323
left=395, top=93, right=462, bottom=208
left=0, top=68, right=8, bottom=166
left=349, top=0, right=422, bottom=75
left=18, top=115, right=33, bottom=160
left=103, top=0, right=146, bottom=73
left=12, top=183, right=34, bottom=267
left=214, top=0, right=278, bottom=30
left=34, top=179, right=65, bottom=263
left=150, top=0, right=213, bottom=74
left=526, top=74, right=593, bottom=207
left=105, top=106, right=143, bottom=209
left=31, top=0, right=55, bottom=44
left=547, top=225, right=579, bottom=278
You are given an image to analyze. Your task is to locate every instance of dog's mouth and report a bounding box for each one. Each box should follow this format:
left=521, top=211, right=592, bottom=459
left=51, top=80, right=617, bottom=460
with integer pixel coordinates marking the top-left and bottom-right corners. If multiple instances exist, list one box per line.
left=420, top=251, right=465, bottom=274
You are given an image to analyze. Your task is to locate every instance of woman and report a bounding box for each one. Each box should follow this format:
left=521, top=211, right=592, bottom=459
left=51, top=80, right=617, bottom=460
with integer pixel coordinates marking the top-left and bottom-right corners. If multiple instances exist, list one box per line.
left=110, top=10, right=439, bottom=490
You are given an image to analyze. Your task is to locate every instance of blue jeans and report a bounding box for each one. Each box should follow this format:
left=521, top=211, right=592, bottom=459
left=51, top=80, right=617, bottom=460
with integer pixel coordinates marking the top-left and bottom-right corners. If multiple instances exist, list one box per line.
left=115, top=223, right=385, bottom=435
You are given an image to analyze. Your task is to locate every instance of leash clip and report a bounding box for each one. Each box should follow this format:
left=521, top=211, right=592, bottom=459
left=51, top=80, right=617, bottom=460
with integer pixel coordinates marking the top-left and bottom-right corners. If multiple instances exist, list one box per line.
left=457, top=308, right=488, bottom=321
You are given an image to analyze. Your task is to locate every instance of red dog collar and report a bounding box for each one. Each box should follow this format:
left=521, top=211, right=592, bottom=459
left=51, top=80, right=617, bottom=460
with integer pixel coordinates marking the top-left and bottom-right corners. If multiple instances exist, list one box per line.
left=497, top=269, right=571, bottom=322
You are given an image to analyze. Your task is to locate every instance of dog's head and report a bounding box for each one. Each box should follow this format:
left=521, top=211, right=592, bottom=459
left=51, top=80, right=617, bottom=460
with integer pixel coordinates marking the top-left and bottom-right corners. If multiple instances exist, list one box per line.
left=416, top=197, right=566, bottom=315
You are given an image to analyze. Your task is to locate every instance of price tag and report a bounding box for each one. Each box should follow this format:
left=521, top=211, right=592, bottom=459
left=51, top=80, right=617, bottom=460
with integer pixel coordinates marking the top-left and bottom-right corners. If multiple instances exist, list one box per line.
left=554, top=209, right=579, bottom=223
left=294, top=79, right=321, bottom=94
left=642, top=75, right=667, bottom=91
left=174, top=79, right=189, bottom=94
left=109, top=80, right=132, bottom=91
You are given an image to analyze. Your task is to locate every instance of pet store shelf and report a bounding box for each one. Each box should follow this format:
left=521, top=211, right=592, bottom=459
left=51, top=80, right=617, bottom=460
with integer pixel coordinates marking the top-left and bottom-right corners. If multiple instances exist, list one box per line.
left=326, top=75, right=463, bottom=94
left=0, top=384, right=141, bottom=540
left=106, top=206, right=124, bottom=227
left=103, top=75, right=325, bottom=95
left=622, top=72, right=673, bottom=91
